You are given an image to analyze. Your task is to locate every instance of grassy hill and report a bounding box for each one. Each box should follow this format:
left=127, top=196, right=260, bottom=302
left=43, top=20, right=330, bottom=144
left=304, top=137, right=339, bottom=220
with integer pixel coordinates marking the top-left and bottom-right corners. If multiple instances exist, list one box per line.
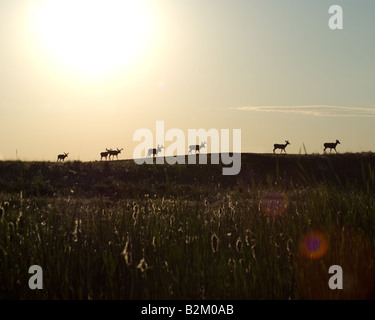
left=1, top=153, right=375, bottom=300
left=1, top=152, right=374, bottom=199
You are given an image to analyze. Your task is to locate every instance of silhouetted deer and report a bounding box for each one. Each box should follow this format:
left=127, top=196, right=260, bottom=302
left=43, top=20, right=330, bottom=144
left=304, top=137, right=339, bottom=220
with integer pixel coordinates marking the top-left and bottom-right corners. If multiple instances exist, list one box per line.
left=106, top=148, right=123, bottom=160
left=324, top=140, right=340, bottom=153
left=188, top=141, right=206, bottom=154
left=57, top=152, right=69, bottom=162
left=100, top=151, right=109, bottom=160
left=147, top=145, right=164, bottom=157
left=273, top=141, right=290, bottom=154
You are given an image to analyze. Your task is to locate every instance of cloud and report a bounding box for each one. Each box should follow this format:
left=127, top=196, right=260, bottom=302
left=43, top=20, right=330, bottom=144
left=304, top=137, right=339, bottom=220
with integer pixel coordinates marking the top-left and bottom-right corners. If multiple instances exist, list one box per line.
left=233, top=105, right=375, bottom=117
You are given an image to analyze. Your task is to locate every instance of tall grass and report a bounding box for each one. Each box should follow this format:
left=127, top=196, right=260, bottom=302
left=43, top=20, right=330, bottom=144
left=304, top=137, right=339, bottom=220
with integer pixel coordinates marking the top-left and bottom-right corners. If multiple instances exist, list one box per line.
left=1, top=154, right=375, bottom=299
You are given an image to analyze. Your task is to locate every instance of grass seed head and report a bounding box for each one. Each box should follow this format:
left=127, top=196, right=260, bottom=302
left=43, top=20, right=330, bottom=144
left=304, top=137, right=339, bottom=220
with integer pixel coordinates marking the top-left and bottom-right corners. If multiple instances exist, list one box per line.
left=72, top=218, right=82, bottom=242
left=228, top=258, right=236, bottom=269
left=137, top=258, right=148, bottom=272
left=121, top=237, right=132, bottom=266
left=152, top=236, right=156, bottom=250
left=245, top=235, right=250, bottom=246
left=211, top=233, right=219, bottom=253
left=132, top=204, right=139, bottom=221
left=236, top=238, right=243, bottom=253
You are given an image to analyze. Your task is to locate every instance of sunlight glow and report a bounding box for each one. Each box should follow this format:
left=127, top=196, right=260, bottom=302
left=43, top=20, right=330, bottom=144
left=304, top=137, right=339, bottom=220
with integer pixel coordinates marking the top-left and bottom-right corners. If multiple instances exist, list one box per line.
left=30, top=0, right=153, bottom=76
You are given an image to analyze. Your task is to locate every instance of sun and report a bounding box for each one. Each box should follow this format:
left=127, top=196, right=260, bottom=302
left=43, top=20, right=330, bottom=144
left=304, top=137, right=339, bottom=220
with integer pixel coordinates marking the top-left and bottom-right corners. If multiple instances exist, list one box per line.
left=30, top=0, right=153, bottom=76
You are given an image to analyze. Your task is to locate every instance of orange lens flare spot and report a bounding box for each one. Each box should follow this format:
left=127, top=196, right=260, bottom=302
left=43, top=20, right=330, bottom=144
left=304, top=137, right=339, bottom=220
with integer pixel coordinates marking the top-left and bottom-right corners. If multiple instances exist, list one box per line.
left=259, top=190, right=288, bottom=217
left=299, top=231, right=328, bottom=260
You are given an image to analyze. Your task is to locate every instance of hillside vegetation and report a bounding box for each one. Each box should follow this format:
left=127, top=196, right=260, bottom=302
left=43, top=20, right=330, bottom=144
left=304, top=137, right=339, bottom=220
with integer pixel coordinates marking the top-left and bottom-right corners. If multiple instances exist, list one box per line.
left=1, top=153, right=375, bottom=299
left=1, top=152, right=374, bottom=199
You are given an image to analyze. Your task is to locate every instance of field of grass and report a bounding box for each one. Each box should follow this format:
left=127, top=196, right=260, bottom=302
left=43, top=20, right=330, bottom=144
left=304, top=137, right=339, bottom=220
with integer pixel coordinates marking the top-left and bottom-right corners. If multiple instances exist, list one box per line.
left=1, top=153, right=375, bottom=300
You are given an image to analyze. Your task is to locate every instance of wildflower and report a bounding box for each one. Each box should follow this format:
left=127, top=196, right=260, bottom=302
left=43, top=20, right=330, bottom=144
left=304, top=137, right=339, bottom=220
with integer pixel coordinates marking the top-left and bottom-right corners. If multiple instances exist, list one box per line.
left=211, top=233, right=219, bottom=253
left=0, top=206, right=4, bottom=219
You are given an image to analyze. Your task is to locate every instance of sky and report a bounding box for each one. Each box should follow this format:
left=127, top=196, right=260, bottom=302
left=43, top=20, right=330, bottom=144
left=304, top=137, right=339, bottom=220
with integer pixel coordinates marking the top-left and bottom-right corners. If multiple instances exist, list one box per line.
left=1, top=0, right=375, bottom=161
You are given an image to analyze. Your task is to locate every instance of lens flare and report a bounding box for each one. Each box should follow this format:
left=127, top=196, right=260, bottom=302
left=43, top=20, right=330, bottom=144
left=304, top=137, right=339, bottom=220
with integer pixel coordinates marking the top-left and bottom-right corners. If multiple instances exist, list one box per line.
left=259, top=190, right=288, bottom=217
left=299, top=231, right=328, bottom=260
left=295, top=226, right=375, bottom=299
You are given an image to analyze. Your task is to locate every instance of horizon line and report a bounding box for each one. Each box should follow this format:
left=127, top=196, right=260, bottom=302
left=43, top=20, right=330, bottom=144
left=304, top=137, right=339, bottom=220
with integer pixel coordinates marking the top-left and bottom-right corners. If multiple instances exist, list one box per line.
left=2, top=151, right=375, bottom=162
